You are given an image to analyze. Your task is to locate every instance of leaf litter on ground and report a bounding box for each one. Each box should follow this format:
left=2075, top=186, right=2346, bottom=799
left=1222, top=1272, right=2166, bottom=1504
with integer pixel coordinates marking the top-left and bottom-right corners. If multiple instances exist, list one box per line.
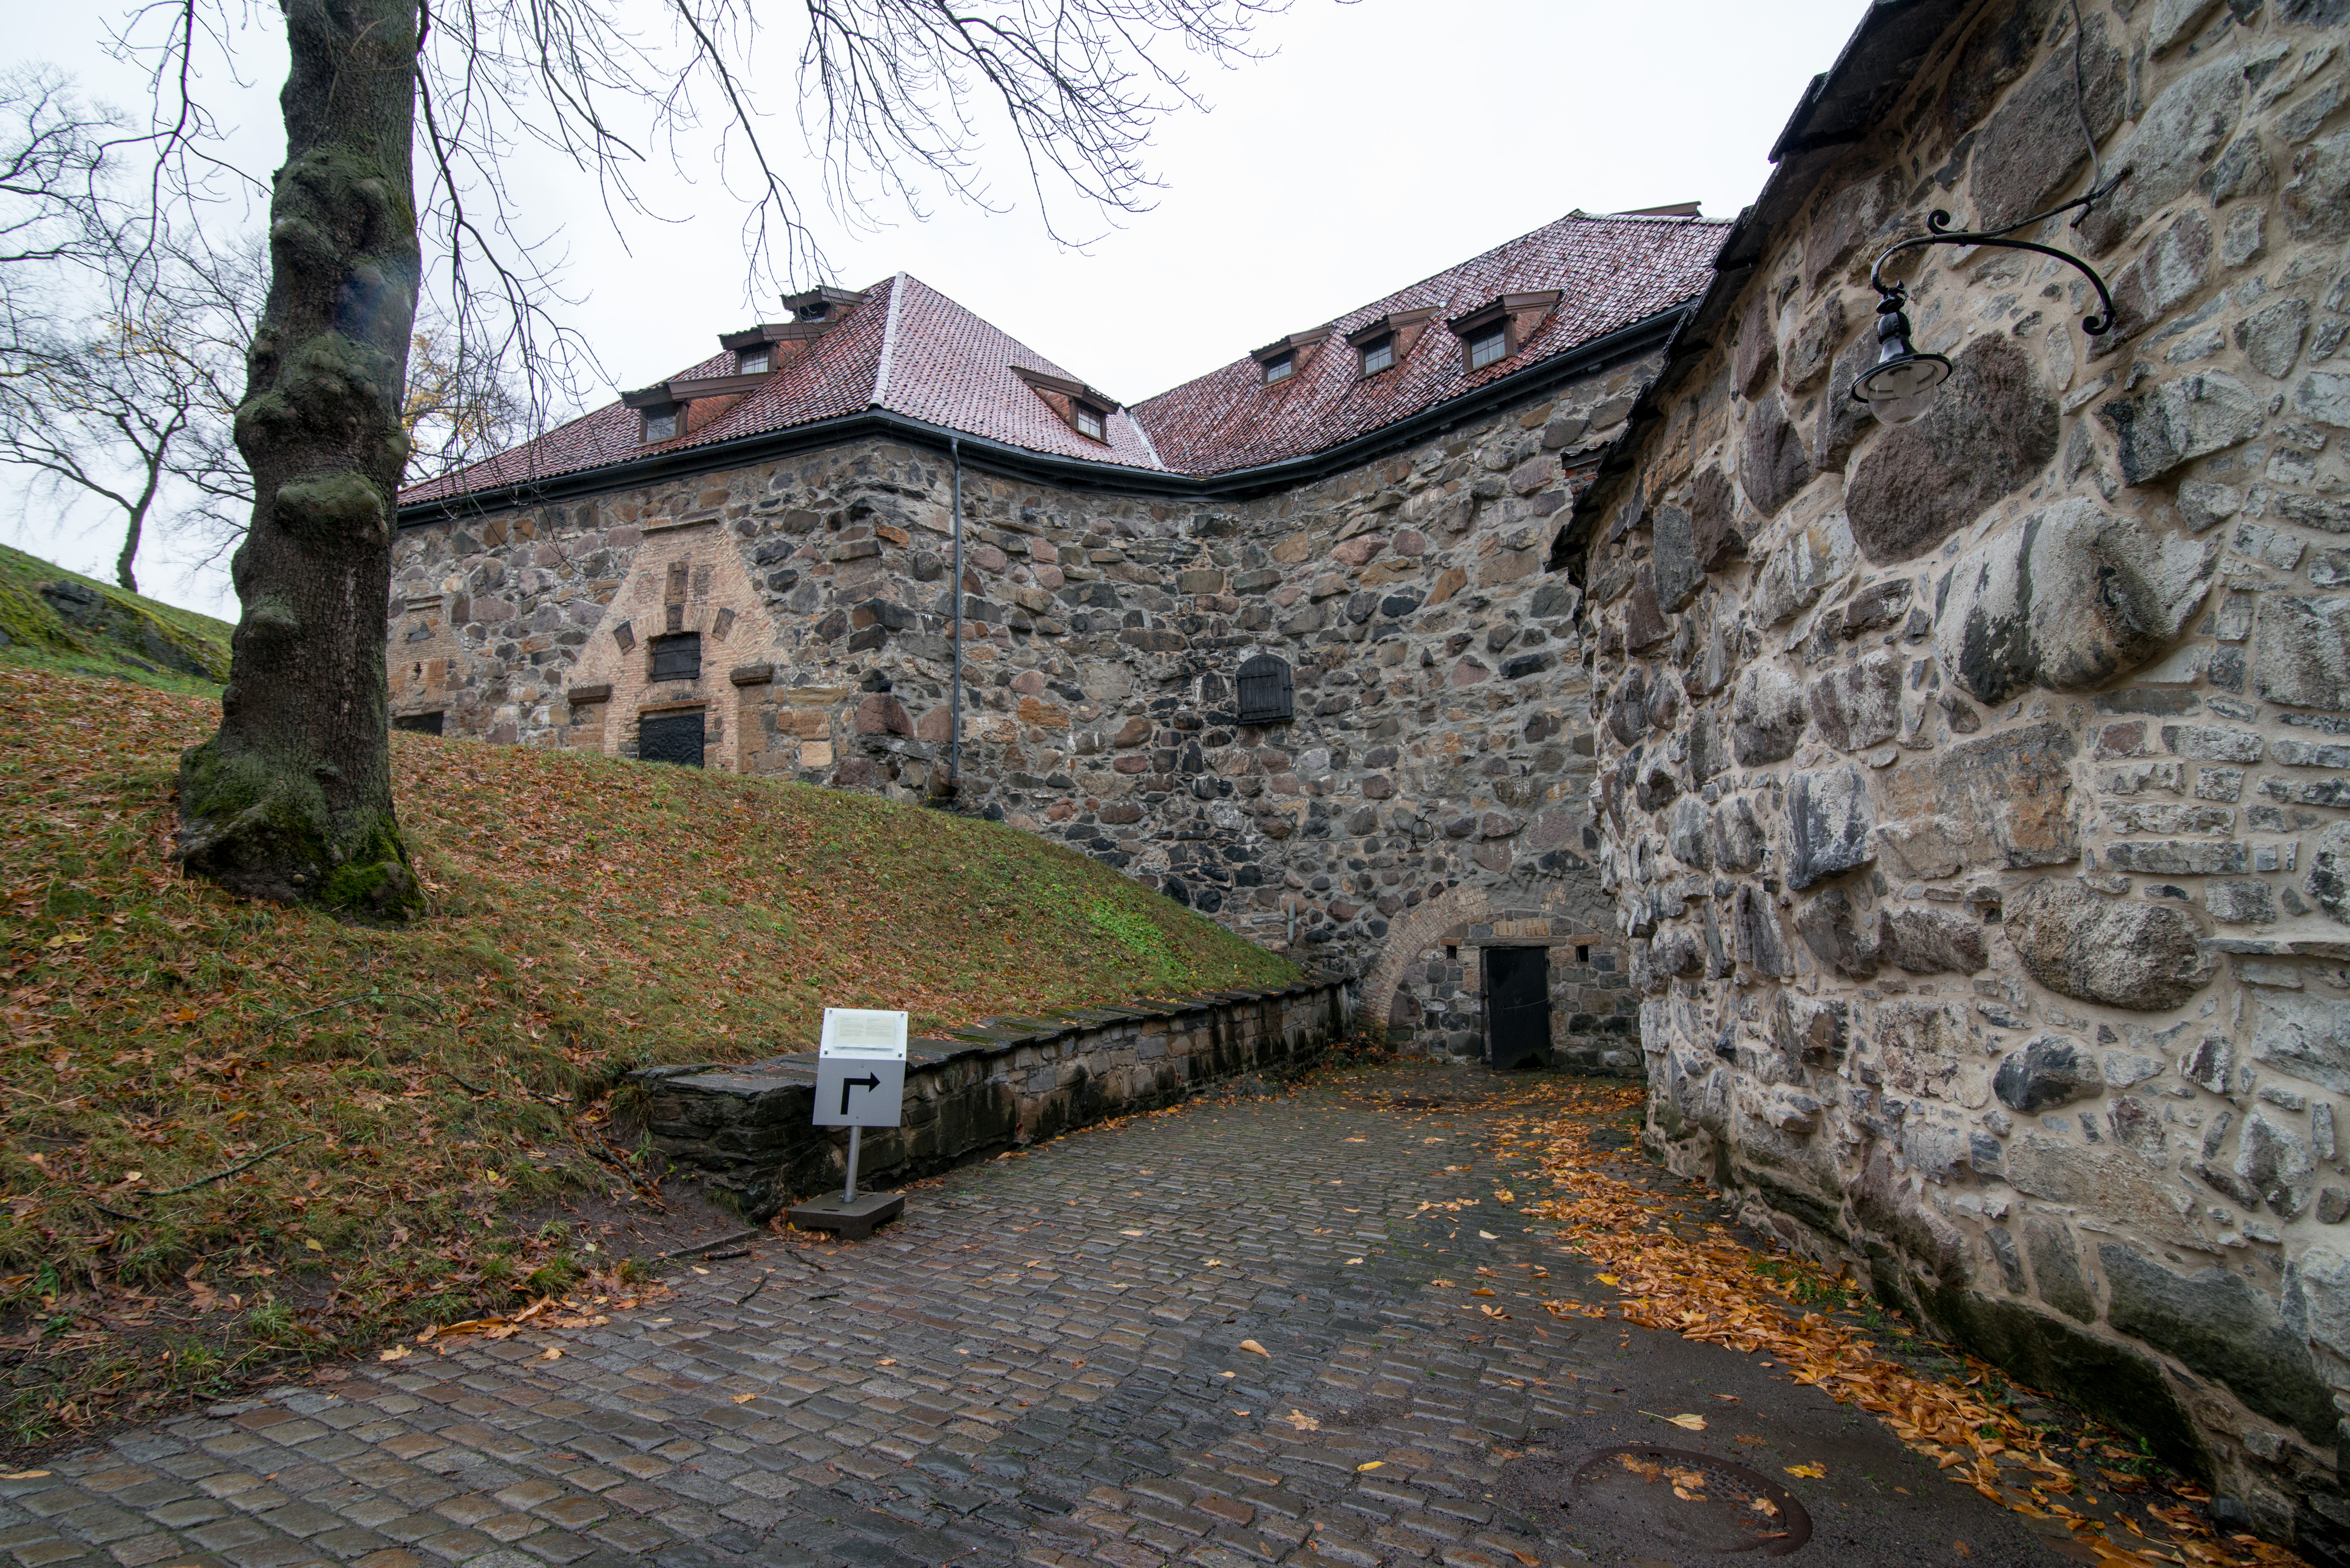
left=1503, top=1080, right=2309, bottom=1568
left=0, top=666, right=1296, bottom=1451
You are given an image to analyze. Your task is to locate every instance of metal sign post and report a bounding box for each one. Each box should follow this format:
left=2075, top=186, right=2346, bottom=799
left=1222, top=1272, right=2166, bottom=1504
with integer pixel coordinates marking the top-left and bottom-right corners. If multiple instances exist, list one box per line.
left=787, top=1008, right=909, bottom=1240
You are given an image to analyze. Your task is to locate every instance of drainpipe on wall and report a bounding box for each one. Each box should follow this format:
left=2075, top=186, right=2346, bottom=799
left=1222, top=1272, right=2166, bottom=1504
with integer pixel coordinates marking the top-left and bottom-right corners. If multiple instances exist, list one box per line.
left=947, top=435, right=964, bottom=796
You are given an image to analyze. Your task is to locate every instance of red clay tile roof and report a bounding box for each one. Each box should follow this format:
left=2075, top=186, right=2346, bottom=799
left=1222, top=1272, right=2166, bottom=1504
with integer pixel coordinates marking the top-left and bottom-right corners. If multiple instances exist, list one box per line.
left=399, top=210, right=1723, bottom=506
left=879, top=275, right=1165, bottom=471
left=1131, top=213, right=1726, bottom=475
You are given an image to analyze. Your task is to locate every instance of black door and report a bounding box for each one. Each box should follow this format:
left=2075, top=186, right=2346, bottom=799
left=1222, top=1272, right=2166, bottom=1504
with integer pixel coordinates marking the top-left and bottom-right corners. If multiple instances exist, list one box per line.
left=1483, top=946, right=1550, bottom=1070
left=639, top=710, right=705, bottom=766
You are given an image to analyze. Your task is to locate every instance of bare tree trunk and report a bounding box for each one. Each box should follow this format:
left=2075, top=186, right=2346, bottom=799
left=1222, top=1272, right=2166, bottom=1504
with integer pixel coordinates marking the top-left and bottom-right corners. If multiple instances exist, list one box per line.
left=114, top=439, right=172, bottom=595
left=116, top=497, right=144, bottom=594
left=174, top=0, right=423, bottom=916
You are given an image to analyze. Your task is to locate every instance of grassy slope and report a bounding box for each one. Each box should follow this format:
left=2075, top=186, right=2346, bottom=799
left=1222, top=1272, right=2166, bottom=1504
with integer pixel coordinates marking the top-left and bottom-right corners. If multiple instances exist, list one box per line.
left=0, top=544, right=233, bottom=696
left=0, top=665, right=1296, bottom=1445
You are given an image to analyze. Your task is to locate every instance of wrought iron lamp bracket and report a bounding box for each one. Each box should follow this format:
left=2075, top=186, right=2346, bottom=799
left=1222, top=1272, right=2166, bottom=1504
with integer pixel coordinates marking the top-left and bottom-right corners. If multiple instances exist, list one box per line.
left=1865, top=193, right=2119, bottom=336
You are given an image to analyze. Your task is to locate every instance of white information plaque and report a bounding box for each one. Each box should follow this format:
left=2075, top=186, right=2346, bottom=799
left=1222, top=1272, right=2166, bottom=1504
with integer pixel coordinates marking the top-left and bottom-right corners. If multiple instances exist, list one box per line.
left=812, top=1008, right=907, bottom=1128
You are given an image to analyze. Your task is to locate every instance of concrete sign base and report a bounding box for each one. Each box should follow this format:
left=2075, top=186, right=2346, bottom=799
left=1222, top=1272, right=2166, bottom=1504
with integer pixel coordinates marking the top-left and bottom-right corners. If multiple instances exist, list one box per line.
left=785, top=1191, right=905, bottom=1240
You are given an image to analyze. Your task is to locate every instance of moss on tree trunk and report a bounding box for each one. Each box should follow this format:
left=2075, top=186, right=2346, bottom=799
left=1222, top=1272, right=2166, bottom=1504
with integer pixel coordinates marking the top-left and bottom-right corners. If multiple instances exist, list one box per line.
left=176, top=0, right=424, bottom=917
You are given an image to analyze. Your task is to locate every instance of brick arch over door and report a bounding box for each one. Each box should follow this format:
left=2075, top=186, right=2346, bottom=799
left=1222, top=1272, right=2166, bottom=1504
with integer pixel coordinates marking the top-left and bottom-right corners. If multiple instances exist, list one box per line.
left=1361, top=884, right=1497, bottom=1032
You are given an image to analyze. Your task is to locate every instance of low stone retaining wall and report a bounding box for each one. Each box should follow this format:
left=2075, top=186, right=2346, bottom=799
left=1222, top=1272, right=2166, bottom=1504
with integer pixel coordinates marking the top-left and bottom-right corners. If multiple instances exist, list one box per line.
left=630, top=979, right=1350, bottom=1218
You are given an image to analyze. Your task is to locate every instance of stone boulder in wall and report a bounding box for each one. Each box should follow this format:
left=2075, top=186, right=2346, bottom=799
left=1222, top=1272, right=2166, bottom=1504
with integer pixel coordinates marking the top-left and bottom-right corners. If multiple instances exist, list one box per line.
left=2248, top=991, right=2350, bottom=1097
left=2003, top=879, right=2214, bottom=1012
left=1932, top=498, right=2219, bottom=705
left=1844, top=336, right=2059, bottom=563
left=1786, top=766, right=1876, bottom=890
left=2313, top=820, right=2350, bottom=925
left=1874, top=721, right=2079, bottom=874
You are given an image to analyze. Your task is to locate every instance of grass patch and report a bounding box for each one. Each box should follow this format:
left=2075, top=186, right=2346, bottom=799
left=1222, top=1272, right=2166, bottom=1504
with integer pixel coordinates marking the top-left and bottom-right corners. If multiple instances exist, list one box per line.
left=1087, top=899, right=1177, bottom=982
left=0, top=544, right=231, bottom=697
left=0, top=662, right=1296, bottom=1448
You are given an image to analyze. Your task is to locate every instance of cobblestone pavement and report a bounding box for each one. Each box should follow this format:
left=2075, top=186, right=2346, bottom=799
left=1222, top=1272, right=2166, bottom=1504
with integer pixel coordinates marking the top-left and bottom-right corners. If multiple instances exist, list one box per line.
left=2, top=1065, right=2066, bottom=1568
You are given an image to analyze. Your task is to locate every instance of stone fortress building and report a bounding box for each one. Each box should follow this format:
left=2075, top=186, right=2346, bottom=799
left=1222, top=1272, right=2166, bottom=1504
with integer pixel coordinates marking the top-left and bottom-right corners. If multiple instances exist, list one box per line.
left=395, top=0, right=2350, bottom=1549
left=394, top=213, right=1720, bottom=1071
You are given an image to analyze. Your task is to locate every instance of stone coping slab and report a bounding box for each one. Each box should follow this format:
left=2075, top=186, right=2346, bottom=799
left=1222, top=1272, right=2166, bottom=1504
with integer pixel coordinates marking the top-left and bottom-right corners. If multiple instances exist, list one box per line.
left=629, top=976, right=1348, bottom=1219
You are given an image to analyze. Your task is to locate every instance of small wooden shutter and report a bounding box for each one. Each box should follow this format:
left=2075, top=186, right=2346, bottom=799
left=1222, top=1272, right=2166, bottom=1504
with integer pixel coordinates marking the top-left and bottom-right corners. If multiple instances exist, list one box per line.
left=649, top=632, right=701, bottom=682
left=638, top=710, right=705, bottom=767
left=1235, top=654, right=1293, bottom=724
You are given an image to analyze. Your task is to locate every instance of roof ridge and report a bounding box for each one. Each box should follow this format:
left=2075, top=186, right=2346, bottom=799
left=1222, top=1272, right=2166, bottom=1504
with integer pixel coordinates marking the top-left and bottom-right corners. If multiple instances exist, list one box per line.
left=1127, top=409, right=1167, bottom=471
left=870, top=272, right=906, bottom=409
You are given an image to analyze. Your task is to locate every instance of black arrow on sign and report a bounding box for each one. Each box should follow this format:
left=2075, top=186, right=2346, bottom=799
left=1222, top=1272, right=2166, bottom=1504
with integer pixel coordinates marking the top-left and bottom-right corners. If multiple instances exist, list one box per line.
left=838, top=1073, right=881, bottom=1116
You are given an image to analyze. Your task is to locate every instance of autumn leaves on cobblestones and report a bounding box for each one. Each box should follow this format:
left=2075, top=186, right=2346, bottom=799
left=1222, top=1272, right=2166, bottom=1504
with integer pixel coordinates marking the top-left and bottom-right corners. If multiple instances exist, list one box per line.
left=1508, top=1080, right=2303, bottom=1568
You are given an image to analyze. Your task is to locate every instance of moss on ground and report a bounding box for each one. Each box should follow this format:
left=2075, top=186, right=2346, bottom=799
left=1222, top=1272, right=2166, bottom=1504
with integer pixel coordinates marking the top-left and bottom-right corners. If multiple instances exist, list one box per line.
left=0, top=544, right=231, bottom=696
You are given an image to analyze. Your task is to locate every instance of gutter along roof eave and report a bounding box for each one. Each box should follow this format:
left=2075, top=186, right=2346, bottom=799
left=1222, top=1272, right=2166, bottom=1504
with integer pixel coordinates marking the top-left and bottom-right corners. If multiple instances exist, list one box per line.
left=394, top=306, right=1691, bottom=530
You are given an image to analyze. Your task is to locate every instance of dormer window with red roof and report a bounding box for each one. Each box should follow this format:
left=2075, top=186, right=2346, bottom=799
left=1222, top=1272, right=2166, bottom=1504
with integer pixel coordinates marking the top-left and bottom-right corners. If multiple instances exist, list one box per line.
left=1345, top=308, right=1435, bottom=379
left=642, top=405, right=679, bottom=443
left=737, top=346, right=771, bottom=375
left=1011, top=365, right=1119, bottom=445
left=1448, top=292, right=1563, bottom=376
left=1250, top=326, right=1333, bottom=389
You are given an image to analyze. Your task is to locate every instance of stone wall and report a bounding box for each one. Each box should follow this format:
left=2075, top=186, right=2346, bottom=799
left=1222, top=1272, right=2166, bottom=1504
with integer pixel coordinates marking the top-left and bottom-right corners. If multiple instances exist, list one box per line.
left=395, top=355, right=1650, bottom=1061
left=629, top=978, right=1347, bottom=1218
left=1569, top=0, right=2350, bottom=1551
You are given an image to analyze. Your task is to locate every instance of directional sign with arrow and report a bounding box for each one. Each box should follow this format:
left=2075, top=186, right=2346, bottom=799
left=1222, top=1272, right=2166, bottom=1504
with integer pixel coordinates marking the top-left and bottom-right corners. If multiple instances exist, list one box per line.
left=837, top=1073, right=880, bottom=1116
left=811, top=1008, right=906, bottom=1129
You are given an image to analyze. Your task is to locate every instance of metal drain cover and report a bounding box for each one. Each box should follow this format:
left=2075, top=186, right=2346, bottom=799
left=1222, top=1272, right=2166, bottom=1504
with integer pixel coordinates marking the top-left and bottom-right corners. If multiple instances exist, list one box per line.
left=1562, top=1445, right=1812, bottom=1557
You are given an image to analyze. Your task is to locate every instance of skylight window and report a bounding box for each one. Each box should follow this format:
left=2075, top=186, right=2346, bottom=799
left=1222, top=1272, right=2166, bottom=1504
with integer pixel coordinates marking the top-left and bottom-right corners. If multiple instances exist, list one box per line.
left=1262, top=352, right=1295, bottom=385
left=1467, top=324, right=1509, bottom=371
left=1074, top=404, right=1106, bottom=441
left=1360, top=335, right=1395, bottom=375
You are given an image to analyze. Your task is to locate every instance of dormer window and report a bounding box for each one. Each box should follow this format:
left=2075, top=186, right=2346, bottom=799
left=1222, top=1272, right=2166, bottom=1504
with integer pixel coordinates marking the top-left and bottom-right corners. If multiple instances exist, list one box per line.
left=738, top=346, right=770, bottom=374
left=642, top=405, right=679, bottom=442
left=1449, top=291, right=1562, bottom=375
left=1011, top=365, right=1123, bottom=443
left=781, top=285, right=868, bottom=324
left=1346, top=308, right=1437, bottom=378
left=1250, top=326, right=1333, bottom=388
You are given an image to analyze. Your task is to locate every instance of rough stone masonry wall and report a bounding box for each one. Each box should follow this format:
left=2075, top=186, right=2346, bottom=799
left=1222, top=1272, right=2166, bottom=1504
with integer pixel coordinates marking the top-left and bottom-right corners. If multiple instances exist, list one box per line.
left=1574, top=0, right=2350, bottom=1551
left=632, top=978, right=1347, bottom=1220
left=393, top=351, right=1668, bottom=1066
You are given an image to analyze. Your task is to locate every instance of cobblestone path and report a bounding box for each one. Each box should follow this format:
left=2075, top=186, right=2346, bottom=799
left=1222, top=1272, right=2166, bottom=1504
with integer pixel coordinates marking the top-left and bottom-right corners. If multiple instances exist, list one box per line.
left=3, top=1066, right=2063, bottom=1568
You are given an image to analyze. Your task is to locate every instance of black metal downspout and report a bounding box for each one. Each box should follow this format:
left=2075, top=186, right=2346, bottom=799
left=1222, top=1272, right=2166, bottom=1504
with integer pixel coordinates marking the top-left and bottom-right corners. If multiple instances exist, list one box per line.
left=947, top=435, right=964, bottom=797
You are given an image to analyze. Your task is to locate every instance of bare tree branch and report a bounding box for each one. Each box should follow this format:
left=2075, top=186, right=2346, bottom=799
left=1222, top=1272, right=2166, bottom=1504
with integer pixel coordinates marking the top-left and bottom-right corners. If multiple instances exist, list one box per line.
left=90, top=0, right=1295, bottom=914
left=0, top=66, right=119, bottom=269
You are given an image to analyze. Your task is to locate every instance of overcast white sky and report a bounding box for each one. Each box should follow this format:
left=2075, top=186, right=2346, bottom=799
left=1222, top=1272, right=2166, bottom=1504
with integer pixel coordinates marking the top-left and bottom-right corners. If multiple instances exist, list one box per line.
left=7, top=0, right=1864, bottom=619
